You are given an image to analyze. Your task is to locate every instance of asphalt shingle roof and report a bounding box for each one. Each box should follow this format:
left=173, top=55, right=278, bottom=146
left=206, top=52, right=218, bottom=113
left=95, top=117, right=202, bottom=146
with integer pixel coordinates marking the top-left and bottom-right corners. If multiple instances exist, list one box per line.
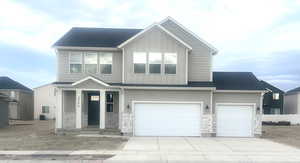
left=286, top=87, right=300, bottom=95
left=53, top=27, right=142, bottom=47
left=0, top=77, right=32, bottom=92
left=260, top=80, right=284, bottom=94
left=213, top=72, right=265, bottom=90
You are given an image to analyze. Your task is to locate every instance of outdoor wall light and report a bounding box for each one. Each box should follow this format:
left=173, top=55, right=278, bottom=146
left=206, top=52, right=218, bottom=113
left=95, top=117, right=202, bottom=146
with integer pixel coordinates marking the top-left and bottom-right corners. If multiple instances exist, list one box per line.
left=205, top=105, right=210, bottom=111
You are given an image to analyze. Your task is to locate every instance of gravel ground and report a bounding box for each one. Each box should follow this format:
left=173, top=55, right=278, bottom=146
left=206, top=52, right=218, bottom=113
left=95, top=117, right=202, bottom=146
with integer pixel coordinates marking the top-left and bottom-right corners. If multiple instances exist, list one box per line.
left=0, top=120, right=127, bottom=150
left=262, top=125, right=300, bottom=149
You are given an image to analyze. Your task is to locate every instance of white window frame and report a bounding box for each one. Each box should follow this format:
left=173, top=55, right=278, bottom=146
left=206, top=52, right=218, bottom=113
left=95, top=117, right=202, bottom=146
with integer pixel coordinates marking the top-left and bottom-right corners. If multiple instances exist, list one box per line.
left=99, top=52, right=113, bottom=74
left=164, top=53, right=177, bottom=75
left=42, top=105, right=50, bottom=114
left=148, top=52, right=162, bottom=74
left=69, top=52, right=83, bottom=73
left=273, top=93, right=280, bottom=100
left=84, top=52, right=98, bottom=74
left=133, top=52, right=147, bottom=74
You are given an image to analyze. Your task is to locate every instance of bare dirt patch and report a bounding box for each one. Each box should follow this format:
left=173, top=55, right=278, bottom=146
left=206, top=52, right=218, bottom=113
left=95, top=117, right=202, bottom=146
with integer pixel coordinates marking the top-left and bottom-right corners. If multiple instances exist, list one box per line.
left=262, top=125, right=300, bottom=149
left=0, top=120, right=127, bottom=150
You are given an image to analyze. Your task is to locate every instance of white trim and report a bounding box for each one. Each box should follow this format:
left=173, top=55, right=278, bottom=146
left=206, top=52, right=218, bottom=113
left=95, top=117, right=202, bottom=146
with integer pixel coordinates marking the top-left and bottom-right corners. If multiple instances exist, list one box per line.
left=131, top=100, right=203, bottom=136
left=122, top=48, right=125, bottom=83
left=185, top=49, right=188, bottom=84
left=118, top=23, right=192, bottom=50
left=215, top=102, right=256, bottom=137
left=159, top=16, right=218, bottom=55
left=54, top=46, right=120, bottom=51
left=71, top=76, right=110, bottom=87
left=214, top=90, right=267, bottom=93
left=122, top=86, right=216, bottom=90
left=75, top=89, right=82, bottom=129
left=99, top=89, right=106, bottom=129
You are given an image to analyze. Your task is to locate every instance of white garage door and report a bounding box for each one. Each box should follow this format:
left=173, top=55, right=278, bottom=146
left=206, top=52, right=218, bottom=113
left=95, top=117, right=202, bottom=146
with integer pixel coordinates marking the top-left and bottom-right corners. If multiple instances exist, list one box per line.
left=217, top=104, right=254, bottom=137
left=134, top=102, right=202, bottom=136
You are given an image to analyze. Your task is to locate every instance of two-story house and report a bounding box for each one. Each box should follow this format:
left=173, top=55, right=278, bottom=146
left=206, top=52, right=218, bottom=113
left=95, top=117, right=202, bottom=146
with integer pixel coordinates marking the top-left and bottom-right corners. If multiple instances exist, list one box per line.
left=52, top=17, right=265, bottom=137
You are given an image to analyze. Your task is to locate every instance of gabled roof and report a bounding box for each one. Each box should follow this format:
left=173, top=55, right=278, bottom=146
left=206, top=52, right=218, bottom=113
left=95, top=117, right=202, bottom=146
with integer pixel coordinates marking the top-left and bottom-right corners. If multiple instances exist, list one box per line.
left=72, top=75, right=110, bottom=87
left=0, top=77, right=32, bottom=92
left=286, top=87, right=300, bottom=95
left=260, top=80, right=284, bottom=94
left=118, top=23, right=193, bottom=50
left=213, top=72, right=265, bottom=91
left=53, top=27, right=142, bottom=48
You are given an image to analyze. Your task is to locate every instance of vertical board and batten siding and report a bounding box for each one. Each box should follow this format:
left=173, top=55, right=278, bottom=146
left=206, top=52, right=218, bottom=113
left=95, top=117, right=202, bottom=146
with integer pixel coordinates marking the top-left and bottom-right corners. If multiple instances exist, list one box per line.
left=161, top=20, right=212, bottom=81
left=123, top=26, right=187, bottom=85
left=56, top=50, right=122, bottom=83
left=284, top=93, right=300, bottom=114
left=213, top=92, right=262, bottom=135
left=122, top=89, right=212, bottom=134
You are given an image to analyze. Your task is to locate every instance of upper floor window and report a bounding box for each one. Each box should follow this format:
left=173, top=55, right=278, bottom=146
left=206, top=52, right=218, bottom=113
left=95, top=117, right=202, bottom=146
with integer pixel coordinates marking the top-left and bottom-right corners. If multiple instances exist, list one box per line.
left=99, top=53, right=112, bottom=74
left=70, top=52, right=82, bottom=73
left=164, top=53, right=177, bottom=74
left=273, top=93, right=280, bottom=100
left=133, top=52, right=146, bottom=73
left=85, top=52, right=97, bottom=74
left=149, top=52, right=162, bottom=74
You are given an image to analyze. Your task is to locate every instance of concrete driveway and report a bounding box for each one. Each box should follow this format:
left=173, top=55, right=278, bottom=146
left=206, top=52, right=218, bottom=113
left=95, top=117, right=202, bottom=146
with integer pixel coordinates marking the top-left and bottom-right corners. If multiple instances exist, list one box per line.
left=106, top=137, right=300, bottom=162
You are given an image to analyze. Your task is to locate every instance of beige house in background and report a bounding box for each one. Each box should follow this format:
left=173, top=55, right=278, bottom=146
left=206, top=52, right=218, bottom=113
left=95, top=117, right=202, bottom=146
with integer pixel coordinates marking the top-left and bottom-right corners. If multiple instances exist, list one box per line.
left=284, top=87, right=300, bottom=114
left=34, top=84, right=57, bottom=120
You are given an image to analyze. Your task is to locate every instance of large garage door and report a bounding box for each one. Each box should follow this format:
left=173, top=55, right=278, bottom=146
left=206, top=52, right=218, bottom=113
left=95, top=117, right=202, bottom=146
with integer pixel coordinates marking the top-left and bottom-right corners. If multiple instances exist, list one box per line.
left=134, top=102, right=201, bottom=136
left=217, top=104, right=254, bottom=137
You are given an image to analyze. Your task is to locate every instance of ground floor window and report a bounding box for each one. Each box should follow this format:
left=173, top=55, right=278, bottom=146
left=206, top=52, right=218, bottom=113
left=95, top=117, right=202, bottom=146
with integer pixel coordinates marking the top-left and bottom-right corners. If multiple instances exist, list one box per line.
left=106, top=93, right=113, bottom=112
left=42, top=106, right=50, bottom=113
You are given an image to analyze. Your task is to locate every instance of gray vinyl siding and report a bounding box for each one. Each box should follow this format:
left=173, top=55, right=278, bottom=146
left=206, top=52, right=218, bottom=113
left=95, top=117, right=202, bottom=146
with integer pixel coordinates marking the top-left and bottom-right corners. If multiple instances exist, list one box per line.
left=123, top=26, right=187, bottom=85
left=284, top=93, right=299, bottom=114
left=161, top=20, right=212, bottom=81
left=124, top=90, right=211, bottom=112
left=0, top=89, right=33, bottom=120
left=57, top=49, right=122, bottom=83
left=213, top=92, right=261, bottom=114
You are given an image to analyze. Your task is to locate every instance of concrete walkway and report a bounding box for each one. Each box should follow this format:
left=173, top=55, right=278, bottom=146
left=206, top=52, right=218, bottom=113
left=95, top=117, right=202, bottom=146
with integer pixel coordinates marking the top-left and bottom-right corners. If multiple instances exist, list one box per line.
left=105, top=137, right=300, bottom=162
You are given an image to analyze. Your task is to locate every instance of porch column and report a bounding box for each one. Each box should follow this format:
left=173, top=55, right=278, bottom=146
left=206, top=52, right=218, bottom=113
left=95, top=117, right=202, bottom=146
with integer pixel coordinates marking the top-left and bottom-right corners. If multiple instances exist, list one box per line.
left=56, top=88, right=63, bottom=129
left=119, top=89, right=124, bottom=130
left=100, top=89, right=106, bottom=129
left=76, top=89, right=82, bottom=129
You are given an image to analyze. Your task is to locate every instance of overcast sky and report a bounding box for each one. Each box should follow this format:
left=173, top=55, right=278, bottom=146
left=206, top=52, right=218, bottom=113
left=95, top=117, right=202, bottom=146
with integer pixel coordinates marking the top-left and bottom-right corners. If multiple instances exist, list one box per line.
left=0, top=0, right=299, bottom=91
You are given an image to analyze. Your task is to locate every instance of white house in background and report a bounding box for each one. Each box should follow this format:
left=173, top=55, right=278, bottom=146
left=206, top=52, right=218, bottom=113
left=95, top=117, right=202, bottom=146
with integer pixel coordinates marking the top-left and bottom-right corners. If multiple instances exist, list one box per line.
left=284, top=87, right=300, bottom=114
left=34, top=83, right=57, bottom=119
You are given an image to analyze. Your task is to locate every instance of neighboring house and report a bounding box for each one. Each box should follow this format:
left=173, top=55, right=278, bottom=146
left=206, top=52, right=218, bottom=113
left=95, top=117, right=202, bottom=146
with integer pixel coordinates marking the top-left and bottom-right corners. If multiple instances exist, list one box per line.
left=0, top=77, right=33, bottom=120
left=52, top=17, right=266, bottom=137
left=284, top=87, right=300, bottom=114
left=260, top=80, right=284, bottom=114
left=34, top=83, right=57, bottom=120
left=0, top=93, right=10, bottom=127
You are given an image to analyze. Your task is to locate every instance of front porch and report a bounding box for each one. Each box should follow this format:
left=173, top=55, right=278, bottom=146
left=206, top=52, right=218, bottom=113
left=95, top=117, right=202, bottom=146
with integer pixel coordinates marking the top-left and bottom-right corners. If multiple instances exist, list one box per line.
left=54, top=77, right=124, bottom=134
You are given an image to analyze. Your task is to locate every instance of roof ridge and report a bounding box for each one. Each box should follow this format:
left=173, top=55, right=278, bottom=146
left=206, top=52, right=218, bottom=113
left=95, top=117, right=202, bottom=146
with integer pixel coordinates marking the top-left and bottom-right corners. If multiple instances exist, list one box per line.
left=71, top=27, right=143, bottom=30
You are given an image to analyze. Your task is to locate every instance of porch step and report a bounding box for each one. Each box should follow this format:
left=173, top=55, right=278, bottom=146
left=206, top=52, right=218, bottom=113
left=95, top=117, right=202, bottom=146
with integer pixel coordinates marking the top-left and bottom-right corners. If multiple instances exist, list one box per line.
left=79, top=129, right=121, bottom=135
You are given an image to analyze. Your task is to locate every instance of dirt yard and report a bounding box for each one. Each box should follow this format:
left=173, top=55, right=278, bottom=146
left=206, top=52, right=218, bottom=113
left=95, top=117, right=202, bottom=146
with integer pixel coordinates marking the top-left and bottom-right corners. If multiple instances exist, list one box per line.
left=262, top=125, right=300, bottom=149
left=0, top=120, right=127, bottom=150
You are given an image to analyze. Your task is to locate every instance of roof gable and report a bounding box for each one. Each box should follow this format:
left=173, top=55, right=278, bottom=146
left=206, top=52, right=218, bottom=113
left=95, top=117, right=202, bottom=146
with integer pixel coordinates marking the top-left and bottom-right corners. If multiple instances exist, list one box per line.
left=286, top=87, right=300, bottom=95
left=160, top=17, right=218, bottom=55
left=118, top=23, right=192, bottom=50
left=0, top=77, right=32, bottom=92
left=72, top=76, right=110, bottom=88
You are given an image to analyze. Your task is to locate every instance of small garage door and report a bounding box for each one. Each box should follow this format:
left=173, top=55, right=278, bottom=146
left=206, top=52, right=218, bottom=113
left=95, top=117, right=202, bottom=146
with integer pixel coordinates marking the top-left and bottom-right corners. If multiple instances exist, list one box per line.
left=134, top=102, right=201, bottom=136
left=217, top=104, right=254, bottom=137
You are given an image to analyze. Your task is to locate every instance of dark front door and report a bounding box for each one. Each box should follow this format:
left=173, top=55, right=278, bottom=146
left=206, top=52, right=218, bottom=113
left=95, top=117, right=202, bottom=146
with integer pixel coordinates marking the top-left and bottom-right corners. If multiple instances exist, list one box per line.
left=88, top=92, right=100, bottom=126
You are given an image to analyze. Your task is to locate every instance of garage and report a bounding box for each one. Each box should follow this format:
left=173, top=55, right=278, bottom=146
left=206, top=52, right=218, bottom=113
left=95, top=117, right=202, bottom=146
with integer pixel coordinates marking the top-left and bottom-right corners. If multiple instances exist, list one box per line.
left=134, top=102, right=202, bottom=136
left=216, top=104, right=254, bottom=137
